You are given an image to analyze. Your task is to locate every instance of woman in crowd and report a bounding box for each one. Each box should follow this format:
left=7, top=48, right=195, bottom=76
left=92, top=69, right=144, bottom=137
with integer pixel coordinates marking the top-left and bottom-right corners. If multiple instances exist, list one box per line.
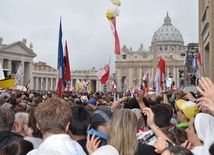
left=23, top=108, right=43, bottom=148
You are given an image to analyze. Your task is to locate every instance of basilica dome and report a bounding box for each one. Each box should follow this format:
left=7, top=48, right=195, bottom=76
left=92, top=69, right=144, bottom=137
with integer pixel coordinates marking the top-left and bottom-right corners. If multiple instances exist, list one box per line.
left=151, top=13, right=184, bottom=44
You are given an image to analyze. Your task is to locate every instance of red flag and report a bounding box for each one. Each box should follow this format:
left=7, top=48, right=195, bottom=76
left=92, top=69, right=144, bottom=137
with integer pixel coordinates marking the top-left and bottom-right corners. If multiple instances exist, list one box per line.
left=110, top=17, right=121, bottom=55
left=154, top=53, right=165, bottom=95
left=197, top=47, right=202, bottom=66
left=97, top=58, right=111, bottom=84
left=142, top=70, right=149, bottom=81
left=111, top=81, right=116, bottom=95
left=64, top=41, right=71, bottom=81
left=25, top=79, right=31, bottom=91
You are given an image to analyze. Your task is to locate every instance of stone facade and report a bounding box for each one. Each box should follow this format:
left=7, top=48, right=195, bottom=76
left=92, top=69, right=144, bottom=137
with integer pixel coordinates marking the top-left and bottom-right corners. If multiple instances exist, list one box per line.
left=0, top=38, right=36, bottom=86
left=0, top=37, right=114, bottom=92
left=198, top=0, right=214, bottom=81
left=115, top=13, right=186, bottom=91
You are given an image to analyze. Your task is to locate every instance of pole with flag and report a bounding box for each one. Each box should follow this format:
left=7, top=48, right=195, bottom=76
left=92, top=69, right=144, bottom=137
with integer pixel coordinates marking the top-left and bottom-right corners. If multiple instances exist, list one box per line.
left=64, top=40, right=71, bottom=82
left=25, top=78, right=31, bottom=91
left=110, top=17, right=121, bottom=55
left=57, top=18, right=64, bottom=98
left=96, top=57, right=111, bottom=84
left=154, top=53, right=165, bottom=95
left=111, top=81, right=117, bottom=101
left=14, top=58, right=24, bottom=87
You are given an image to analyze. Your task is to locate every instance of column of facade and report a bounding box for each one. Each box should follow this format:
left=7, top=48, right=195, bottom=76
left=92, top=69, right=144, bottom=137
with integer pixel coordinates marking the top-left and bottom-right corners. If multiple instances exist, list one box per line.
left=129, top=67, right=133, bottom=88
left=139, top=67, right=142, bottom=85
left=8, top=60, right=12, bottom=75
left=36, top=77, right=39, bottom=90
left=96, top=80, right=99, bottom=92
left=55, top=78, right=58, bottom=90
left=166, top=67, right=170, bottom=79
left=41, top=77, right=43, bottom=90
left=0, top=58, right=3, bottom=66
left=45, top=78, right=48, bottom=90
left=51, top=78, right=53, bottom=90
left=20, top=61, right=24, bottom=86
left=176, top=67, right=180, bottom=88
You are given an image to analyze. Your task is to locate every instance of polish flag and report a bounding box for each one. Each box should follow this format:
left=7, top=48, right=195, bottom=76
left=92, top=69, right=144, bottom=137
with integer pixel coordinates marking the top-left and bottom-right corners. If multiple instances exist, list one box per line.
left=110, top=17, right=121, bottom=55
left=197, top=47, right=202, bottom=66
left=142, top=70, right=149, bottom=81
left=111, top=81, right=116, bottom=95
left=154, top=53, right=165, bottom=95
left=97, top=58, right=111, bottom=84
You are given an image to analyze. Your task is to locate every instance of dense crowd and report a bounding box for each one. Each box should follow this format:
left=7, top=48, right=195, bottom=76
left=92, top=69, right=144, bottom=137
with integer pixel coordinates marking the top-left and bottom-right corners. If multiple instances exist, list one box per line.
left=0, top=77, right=214, bottom=155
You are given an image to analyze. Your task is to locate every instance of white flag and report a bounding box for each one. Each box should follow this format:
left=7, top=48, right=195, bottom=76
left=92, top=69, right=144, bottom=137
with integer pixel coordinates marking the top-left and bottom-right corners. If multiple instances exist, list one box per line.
left=14, top=59, right=24, bottom=86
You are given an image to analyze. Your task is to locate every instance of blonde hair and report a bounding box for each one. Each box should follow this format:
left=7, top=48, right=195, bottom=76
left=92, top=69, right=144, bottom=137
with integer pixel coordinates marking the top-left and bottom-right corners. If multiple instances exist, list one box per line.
left=107, top=109, right=138, bottom=155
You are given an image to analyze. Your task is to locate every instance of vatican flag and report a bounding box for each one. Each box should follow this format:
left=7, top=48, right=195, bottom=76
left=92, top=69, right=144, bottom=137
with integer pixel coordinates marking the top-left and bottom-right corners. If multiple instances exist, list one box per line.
left=75, top=79, right=83, bottom=92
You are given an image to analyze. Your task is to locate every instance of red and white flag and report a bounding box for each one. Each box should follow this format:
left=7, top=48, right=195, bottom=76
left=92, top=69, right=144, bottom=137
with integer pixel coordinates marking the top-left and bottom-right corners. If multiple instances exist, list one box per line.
left=142, top=70, right=149, bottom=81
left=97, top=58, right=111, bottom=84
left=111, top=81, right=116, bottom=95
left=64, top=41, right=71, bottom=81
left=154, top=53, right=165, bottom=95
left=110, top=17, right=121, bottom=55
left=85, top=80, right=91, bottom=87
left=197, top=47, right=202, bottom=66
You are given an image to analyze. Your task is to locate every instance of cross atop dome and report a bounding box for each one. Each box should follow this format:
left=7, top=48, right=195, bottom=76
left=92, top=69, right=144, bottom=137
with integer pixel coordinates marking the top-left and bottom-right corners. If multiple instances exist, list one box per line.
left=164, top=12, right=172, bottom=26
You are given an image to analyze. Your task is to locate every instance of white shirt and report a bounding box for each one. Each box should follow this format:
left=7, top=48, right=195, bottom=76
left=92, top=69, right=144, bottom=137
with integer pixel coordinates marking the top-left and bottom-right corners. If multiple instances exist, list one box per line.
left=27, top=134, right=86, bottom=155
left=191, top=146, right=203, bottom=155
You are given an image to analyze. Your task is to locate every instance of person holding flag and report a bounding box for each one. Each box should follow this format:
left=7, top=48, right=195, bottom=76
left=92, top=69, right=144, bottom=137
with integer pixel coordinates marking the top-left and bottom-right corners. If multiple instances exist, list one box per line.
left=154, top=53, right=165, bottom=95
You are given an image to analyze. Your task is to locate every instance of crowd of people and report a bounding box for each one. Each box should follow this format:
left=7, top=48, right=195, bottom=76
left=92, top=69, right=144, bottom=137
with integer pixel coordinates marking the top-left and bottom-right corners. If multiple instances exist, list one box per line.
left=0, top=76, right=214, bottom=155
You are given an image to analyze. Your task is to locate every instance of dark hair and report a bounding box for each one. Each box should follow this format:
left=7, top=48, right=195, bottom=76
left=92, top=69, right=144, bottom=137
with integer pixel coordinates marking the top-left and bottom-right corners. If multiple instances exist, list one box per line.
left=163, top=146, right=193, bottom=155
left=69, top=105, right=91, bottom=135
left=0, top=139, right=33, bottom=155
left=0, top=107, right=15, bottom=130
left=209, top=142, right=214, bottom=155
left=151, top=104, right=172, bottom=128
left=28, top=108, right=42, bottom=138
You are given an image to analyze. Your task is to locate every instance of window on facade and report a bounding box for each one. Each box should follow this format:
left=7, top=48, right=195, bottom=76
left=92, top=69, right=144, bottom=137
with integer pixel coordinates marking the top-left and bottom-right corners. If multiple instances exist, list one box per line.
left=135, top=56, right=137, bottom=59
left=122, top=54, right=126, bottom=59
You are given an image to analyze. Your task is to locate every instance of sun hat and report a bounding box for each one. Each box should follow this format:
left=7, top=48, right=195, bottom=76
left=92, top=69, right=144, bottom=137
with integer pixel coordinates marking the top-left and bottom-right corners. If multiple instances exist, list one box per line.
left=176, top=99, right=199, bottom=119
left=80, top=96, right=88, bottom=103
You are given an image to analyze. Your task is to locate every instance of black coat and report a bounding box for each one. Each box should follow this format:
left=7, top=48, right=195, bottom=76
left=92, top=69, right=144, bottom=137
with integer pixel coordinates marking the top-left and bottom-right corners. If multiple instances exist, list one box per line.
left=0, top=130, right=23, bottom=148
